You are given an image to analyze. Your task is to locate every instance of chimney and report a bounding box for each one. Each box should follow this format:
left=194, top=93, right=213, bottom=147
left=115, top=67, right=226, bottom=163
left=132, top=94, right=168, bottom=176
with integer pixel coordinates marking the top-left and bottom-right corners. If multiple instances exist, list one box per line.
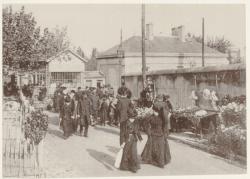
left=146, top=23, right=154, bottom=40
left=91, top=48, right=97, bottom=59
left=171, top=25, right=185, bottom=42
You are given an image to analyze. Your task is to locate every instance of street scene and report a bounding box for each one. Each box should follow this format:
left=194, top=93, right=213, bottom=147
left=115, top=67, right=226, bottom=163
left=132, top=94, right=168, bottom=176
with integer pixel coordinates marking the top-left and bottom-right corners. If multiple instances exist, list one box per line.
left=42, top=111, right=245, bottom=177
left=2, top=3, right=246, bottom=178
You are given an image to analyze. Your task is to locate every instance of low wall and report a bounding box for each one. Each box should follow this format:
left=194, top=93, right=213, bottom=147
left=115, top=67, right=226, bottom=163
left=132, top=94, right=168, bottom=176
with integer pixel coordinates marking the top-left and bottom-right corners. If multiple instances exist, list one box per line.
left=123, top=64, right=246, bottom=108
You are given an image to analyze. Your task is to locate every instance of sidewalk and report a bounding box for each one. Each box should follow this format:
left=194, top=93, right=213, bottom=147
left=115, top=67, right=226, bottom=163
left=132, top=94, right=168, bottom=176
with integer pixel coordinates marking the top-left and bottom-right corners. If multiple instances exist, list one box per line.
left=168, top=132, right=247, bottom=169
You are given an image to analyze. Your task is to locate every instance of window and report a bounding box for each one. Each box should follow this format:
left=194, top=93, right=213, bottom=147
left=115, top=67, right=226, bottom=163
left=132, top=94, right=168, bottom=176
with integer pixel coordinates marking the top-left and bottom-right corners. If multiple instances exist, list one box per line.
left=97, top=80, right=103, bottom=88
left=50, top=72, right=80, bottom=87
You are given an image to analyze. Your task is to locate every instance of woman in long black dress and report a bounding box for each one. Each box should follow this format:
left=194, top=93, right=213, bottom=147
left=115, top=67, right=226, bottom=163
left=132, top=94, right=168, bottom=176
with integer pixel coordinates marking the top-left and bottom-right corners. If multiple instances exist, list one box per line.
left=141, top=105, right=171, bottom=168
left=61, top=95, right=74, bottom=139
left=119, top=107, right=143, bottom=173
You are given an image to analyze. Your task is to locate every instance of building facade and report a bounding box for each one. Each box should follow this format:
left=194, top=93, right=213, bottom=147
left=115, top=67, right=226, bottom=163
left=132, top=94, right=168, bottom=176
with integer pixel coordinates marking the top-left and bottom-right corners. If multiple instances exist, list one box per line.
left=15, top=50, right=105, bottom=95
left=46, top=50, right=105, bottom=94
left=96, top=25, right=229, bottom=93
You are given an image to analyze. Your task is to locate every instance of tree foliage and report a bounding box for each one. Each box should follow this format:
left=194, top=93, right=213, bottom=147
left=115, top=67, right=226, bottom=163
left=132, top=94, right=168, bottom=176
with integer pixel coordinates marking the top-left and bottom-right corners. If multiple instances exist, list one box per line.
left=76, top=46, right=85, bottom=58
left=2, top=6, right=69, bottom=70
left=191, top=34, right=232, bottom=53
left=3, top=6, right=37, bottom=67
left=85, top=48, right=97, bottom=71
left=206, top=36, right=232, bottom=53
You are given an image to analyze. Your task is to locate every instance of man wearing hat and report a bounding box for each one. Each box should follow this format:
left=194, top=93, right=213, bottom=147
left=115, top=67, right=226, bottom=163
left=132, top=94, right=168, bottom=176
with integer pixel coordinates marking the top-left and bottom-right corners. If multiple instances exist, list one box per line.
left=58, top=87, right=66, bottom=129
left=117, top=86, right=132, bottom=145
left=89, top=88, right=99, bottom=126
left=78, top=91, right=91, bottom=137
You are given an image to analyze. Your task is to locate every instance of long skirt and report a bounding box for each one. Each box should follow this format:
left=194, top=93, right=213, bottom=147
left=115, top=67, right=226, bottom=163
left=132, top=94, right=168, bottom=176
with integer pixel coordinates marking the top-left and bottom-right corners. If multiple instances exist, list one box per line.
left=120, top=135, right=140, bottom=172
left=100, top=110, right=108, bottom=125
left=62, top=119, right=73, bottom=138
left=164, top=137, right=171, bottom=164
left=120, top=121, right=127, bottom=145
left=141, top=135, right=170, bottom=168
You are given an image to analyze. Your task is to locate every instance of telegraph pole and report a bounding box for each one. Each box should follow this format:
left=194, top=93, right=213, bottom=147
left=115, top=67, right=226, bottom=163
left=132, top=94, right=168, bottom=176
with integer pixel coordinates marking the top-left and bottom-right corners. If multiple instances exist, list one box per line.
left=120, top=28, right=123, bottom=48
left=202, top=18, right=205, bottom=67
left=141, top=4, right=146, bottom=89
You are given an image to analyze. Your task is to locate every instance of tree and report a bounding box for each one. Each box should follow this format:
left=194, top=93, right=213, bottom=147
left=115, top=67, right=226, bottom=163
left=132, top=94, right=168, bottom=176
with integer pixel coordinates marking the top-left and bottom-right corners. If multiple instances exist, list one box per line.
left=85, top=48, right=97, bottom=71
left=76, top=46, right=85, bottom=58
left=2, top=6, right=70, bottom=70
left=3, top=6, right=39, bottom=68
left=36, top=26, right=69, bottom=61
left=206, top=36, right=231, bottom=53
left=191, top=34, right=232, bottom=53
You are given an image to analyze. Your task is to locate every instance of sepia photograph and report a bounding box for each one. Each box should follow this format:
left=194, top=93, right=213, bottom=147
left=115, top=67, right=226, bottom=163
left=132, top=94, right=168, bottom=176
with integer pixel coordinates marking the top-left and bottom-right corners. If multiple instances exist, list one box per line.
left=1, top=1, right=247, bottom=178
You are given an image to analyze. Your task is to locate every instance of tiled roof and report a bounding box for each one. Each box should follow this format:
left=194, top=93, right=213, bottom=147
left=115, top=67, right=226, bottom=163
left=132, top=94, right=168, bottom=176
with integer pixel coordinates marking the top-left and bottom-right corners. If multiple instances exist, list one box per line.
left=97, top=36, right=225, bottom=58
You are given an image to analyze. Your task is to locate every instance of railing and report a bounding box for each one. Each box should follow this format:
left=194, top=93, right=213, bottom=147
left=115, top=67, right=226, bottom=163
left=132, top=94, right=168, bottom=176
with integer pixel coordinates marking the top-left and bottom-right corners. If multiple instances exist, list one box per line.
left=2, top=100, right=44, bottom=177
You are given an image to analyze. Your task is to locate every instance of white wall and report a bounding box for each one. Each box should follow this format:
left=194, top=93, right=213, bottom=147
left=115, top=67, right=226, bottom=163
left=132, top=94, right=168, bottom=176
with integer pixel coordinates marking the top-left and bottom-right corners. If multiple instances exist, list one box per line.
left=84, top=78, right=105, bottom=88
left=124, top=56, right=229, bottom=74
left=48, top=52, right=85, bottom=72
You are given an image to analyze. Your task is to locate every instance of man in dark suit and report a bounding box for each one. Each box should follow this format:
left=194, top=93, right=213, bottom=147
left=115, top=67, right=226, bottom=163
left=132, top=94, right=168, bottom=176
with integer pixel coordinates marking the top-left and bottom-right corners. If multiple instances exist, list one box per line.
left=58, top=88, right=66, bottom=130
left=78, top=91, right=92, bottom=137
left=89, top=88, right=99, bottom=126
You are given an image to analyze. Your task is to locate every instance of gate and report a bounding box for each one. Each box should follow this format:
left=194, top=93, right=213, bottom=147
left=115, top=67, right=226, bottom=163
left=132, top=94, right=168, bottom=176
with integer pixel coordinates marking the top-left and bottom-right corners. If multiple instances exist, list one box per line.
left=2, top=100, right=37, bottom=177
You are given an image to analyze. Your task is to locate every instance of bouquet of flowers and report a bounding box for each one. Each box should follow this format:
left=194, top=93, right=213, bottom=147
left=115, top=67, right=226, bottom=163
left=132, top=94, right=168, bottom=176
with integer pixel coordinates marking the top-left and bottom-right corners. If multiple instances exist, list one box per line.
left=220, top=94, right=246, bottom=106
left=136, top=107, right=153, bottom=119
left=215, top=124, right=246, bottom=157
left=24, top=109, right=49, bottom=145
left=220, top=105, right=246, bottom=128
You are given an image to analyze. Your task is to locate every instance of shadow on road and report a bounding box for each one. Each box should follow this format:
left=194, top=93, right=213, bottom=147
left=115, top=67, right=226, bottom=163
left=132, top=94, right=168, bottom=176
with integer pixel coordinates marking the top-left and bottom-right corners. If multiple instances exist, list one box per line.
left=47, top=128, right=65, bottom=139
left=86, top=149, right=115, bottom=171
left=106, top=145, right=120, bottom=154
left=48, top=113, right=60, bottom=126
left=93, top=126, right=120, bottom=136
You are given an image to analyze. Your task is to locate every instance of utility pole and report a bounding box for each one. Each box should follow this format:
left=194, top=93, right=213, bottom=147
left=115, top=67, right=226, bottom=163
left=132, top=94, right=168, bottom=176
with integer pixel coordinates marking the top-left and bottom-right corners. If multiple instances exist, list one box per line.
left=120, top=28, right=123, bottom=49
left=141, top=4, right=146, bottom=89
left=202, top=17, right=205, bottom=67
left=119, top=28, right=123, bottom=87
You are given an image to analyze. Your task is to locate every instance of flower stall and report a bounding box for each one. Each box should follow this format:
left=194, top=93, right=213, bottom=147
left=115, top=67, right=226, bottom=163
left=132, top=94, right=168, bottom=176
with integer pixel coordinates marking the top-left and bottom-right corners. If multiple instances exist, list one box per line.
left=134, top=92, right=246, bottom=145
left=170, top=106, right=219, bottom=139
left=213, top=95, right=246, bottom=159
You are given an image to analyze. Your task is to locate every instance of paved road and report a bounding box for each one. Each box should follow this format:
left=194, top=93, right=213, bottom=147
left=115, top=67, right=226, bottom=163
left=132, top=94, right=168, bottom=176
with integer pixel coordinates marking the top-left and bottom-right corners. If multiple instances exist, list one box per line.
left=43, top=111, right=246, bottom=177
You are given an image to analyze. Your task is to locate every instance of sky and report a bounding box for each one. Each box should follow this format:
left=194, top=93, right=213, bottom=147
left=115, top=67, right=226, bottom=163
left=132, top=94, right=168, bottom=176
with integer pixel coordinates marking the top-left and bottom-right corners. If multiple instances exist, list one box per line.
left=5, top=4, right=246, bottom=57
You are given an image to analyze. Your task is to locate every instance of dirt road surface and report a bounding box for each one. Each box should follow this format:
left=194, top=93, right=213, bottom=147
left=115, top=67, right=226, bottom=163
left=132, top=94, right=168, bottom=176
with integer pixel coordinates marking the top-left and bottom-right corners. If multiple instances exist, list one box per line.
left=43, top=111, right=246, bottom=177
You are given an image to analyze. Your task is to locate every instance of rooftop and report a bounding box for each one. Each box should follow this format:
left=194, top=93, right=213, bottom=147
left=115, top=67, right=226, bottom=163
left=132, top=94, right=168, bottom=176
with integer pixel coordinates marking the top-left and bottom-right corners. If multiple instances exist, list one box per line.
left=46, top=49, right=88, bottom=63
left=97, top=36, right=226, bottom=58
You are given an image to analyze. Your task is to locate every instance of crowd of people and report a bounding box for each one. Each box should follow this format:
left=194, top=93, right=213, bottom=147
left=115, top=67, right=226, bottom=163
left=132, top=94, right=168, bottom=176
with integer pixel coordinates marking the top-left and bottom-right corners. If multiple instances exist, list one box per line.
left=52, top=84, right=172, bottom=173
left=52, top=84, right=117, bottom=138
